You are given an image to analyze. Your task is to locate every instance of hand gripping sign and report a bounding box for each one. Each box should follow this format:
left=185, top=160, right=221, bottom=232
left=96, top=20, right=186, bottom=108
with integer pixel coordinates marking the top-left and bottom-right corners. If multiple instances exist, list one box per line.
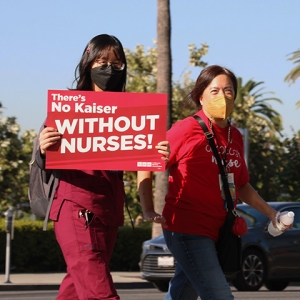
left=46, top=90, right=167, bottom=171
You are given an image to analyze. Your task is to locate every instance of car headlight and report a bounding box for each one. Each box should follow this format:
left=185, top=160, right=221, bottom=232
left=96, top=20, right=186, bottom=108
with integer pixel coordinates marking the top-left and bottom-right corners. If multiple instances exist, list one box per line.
left=143, top=243, right=151, bottom=250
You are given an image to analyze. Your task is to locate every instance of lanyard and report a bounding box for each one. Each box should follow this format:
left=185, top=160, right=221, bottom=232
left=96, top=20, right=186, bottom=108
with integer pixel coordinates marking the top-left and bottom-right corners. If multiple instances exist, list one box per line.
left=208, top=119, right=231, bottom=174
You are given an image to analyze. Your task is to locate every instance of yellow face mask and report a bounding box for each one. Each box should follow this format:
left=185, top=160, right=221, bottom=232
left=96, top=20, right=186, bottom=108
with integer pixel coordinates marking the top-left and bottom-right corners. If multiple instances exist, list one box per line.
left=206, top=95, right=234, bottom=119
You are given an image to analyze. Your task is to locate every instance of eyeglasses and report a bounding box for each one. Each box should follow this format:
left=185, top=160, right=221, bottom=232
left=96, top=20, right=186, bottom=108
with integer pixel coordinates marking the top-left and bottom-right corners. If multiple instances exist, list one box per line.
left=94, top=60, right=125, bottom=71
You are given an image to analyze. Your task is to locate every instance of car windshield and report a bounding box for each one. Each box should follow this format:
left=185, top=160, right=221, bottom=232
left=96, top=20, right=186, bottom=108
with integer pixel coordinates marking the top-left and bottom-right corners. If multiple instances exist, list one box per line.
left=236, top=205, right=268, bottom=228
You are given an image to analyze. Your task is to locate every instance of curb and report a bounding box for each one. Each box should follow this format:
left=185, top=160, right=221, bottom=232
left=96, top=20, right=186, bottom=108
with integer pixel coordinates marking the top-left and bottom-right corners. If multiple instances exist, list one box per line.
left=0, top=282, right=154, bottom=292
left=0, top=284, right=60, bottom=291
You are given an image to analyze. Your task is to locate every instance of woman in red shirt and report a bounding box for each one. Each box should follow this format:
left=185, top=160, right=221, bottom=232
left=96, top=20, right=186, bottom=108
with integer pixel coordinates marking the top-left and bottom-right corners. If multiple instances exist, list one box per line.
left=138, top=65, right=278, bottom=300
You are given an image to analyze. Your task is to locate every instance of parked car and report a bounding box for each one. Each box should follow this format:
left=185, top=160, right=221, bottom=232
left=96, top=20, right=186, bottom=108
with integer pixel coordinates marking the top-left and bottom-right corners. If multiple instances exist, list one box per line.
left=139, top=202, right=300, bottom=292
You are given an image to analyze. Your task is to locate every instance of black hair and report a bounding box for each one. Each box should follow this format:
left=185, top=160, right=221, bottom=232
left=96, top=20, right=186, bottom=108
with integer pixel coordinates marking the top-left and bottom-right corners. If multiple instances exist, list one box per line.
left=73, top=34, right=127, bottom=91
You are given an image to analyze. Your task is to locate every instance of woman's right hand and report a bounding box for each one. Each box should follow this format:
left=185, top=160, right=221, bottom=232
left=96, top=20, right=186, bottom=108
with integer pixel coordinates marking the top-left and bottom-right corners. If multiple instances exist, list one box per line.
left=39, top=127, right=62, bottom=155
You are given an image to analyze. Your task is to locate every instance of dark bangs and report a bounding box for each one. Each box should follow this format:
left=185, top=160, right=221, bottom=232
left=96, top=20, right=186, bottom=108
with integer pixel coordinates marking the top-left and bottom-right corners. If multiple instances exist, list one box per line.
left=95, top=45, right=122, bottom=61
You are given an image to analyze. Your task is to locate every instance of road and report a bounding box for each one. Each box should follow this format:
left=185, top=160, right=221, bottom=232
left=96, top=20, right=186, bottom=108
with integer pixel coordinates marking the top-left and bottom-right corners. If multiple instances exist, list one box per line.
left=1, top=286, right=300, bottom=300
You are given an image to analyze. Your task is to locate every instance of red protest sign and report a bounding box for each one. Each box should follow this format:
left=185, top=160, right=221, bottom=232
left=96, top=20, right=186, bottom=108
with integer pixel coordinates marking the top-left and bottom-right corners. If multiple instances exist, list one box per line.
left=45, top=90, right=167, bottom=171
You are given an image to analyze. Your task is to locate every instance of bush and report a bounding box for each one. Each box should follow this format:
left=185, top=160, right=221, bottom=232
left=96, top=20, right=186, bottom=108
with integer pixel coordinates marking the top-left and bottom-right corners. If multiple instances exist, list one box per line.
left=0, top=219, right=151, bottom=273
left=0, top=219, right=65, bottom=272
left=111, top=225, right=152, bottom=271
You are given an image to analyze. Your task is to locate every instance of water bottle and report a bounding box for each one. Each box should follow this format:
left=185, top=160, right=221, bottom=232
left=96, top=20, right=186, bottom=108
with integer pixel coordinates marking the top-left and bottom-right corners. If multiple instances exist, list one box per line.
left=268, top=211, right=294, bottom=237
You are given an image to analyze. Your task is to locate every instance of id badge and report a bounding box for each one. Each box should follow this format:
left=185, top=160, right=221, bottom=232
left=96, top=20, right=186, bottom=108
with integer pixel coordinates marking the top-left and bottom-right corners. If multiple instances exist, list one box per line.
left=219, top=173, right=236, bottom=209
left=227, top=173, right=236, bottom=201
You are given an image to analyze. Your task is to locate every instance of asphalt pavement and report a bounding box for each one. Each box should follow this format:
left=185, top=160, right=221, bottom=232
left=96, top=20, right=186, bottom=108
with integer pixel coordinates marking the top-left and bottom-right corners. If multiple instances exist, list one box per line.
left=0, top=272, right=153, bottom=291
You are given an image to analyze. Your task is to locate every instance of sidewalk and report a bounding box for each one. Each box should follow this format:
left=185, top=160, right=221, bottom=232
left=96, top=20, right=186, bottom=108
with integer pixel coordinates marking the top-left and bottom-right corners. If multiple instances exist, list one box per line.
left=0, top=272, right=153, bottom=291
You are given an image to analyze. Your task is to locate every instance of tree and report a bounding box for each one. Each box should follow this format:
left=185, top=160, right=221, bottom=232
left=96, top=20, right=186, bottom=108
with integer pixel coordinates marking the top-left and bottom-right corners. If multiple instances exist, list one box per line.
left=0, top=109, right=36, bottom=215
left=151, top=0, right=172, bottom=238
left=279, top=132, right=300, bottom=201
left=232, top=79, right=285, bottom=201
left=233, top=78, right=283, bottom=134
left=172, top=43, right=208, bottom=121
left=125, top=44, right=157, bottom=93
left=125, top=41, right=208, bottom=119
left=284, top=48, right=300, bottom=108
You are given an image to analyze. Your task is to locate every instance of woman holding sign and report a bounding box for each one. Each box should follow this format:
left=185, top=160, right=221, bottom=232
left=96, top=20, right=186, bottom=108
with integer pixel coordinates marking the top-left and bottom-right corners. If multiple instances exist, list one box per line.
left=35, top=34, right=169, bottom=300
left=137, top=65, right=280, bottom=300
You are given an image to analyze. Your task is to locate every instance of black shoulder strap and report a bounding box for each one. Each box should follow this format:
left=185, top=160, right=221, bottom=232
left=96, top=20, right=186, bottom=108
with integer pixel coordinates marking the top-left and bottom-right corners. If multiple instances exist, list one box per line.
left=193, top=115, right=233, bottom=210
left=43, top=171, right=60, bottom=231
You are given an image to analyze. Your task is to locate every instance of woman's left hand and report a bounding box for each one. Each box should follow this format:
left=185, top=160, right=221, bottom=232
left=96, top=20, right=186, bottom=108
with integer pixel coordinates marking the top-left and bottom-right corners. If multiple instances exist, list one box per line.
left=144, top=211, right=168, bottom=228
left=270, top=211, right=293, bottom=232
left=270, top=210, right=279, bottom=229
left=156, top=141, right=170, bottom=162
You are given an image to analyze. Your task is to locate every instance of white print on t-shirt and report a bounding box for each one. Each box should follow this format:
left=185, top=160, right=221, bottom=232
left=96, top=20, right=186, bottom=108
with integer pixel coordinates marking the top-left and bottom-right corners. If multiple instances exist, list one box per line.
left=205, top=145, right=242, bottom=169
left=211, top=145, right=241, bottom=158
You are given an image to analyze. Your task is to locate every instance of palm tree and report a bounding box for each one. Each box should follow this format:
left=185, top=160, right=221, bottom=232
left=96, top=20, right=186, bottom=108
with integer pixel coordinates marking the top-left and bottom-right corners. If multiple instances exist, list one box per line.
left=233, top=78, right=283, bottom=136
left=284, top=49, right=300, bottom=109
left=232, top=79, right=285, bottom=201
left=152, top=0, right=172, bottom=238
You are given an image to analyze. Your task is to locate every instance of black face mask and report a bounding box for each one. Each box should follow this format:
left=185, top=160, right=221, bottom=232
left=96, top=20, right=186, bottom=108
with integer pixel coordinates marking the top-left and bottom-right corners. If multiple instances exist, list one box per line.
left=90, top=65, right=124, bottom=91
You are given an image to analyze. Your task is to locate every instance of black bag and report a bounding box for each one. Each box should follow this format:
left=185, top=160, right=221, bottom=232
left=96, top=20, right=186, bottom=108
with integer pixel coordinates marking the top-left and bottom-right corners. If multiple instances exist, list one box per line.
left=216, top=210, right=242, bottom=275
left=193, top=115, right=242, bottom=275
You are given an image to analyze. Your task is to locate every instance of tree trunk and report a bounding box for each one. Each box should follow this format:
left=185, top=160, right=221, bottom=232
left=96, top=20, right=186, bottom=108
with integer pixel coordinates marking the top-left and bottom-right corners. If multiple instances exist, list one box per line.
left=153, top=0, right=172, bottom=238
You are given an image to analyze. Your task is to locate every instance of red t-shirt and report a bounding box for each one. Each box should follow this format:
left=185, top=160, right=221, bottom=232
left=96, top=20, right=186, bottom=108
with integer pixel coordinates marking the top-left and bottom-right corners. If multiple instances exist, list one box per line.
left=163, top=110, right=249, bottom=241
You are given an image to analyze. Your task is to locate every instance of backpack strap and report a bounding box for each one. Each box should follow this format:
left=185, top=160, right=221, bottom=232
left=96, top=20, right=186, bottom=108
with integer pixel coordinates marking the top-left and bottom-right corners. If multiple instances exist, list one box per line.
left=42, top=171, right=59, bottom=231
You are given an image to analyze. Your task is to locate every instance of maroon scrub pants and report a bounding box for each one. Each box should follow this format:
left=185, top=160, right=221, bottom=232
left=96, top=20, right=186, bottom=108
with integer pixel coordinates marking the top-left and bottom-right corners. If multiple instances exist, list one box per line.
left=54, top=200, right=120, bottom=300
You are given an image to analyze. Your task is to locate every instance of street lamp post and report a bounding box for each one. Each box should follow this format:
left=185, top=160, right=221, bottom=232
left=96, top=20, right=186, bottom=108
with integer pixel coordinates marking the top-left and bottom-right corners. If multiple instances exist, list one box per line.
left=4, top=209, right=14, bottom=284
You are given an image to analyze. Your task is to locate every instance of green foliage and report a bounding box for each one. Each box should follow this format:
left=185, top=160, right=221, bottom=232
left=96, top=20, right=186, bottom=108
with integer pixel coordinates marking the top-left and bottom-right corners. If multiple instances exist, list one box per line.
left=125, top=41, right=208, bottom=124
left=0, top=219, right=152, bottom=272
left=231, top=77, right=300, bottom=201
left=284, top=48, right=300, bottom=108
left=0, top=111, right=36, bottom=214
left=188, top=43, right=209, bottom=68
left=279, top=134, right=300, bottom=201
left=125, top=44, right=157, bottom=93
left=110, top=225, right=152, bottom=271
left=285, top=48, right=300, bottom=85
left=233, top=78, right=283, bottom=134
left=247, top=130, right=285, bottom=201
left=231, top=78, right=297, bottom=201
left=172, top=78, right=198, bottom=121
left=0, top=219, right=65, bottom=272
left=123, top=171, right=141, bottom=225
left=172, top=43, right=208, bottom=123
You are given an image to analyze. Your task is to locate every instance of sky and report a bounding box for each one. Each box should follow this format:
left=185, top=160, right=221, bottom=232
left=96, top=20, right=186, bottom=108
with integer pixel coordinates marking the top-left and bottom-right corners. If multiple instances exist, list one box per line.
left=0, top=0, right=299, bottom=138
